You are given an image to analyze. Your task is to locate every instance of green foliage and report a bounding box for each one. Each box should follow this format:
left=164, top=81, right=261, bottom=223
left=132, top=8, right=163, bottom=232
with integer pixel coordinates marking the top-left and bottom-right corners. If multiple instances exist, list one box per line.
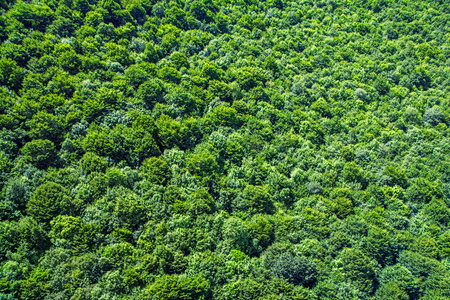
left=209, top=105, right=240, bottom=128
left=342, top=161, right=366, bottom=187
left=189, top=188, right=215, bottom=216
left=375, top=282, right=409, bottom=300
left=0, top=217, right=49, bottom=260
left=383, top=165, right=408, bottom=189
left=136, top=79, right=164, bottom=109
left=28, top=111, right=64, bottom=143
left=49, top=215, right=98, bottom=252
left=248, top=215, right=274, bottom=250
left=186, top=150, right=218, bottom=179
left=80, top=152, right=108, bottom=174
left=20, top=267, right=50, bottom=300
left=378, top=264, right=421, bottom=299
left=20, top=139, right=57, bottom=169
left=125, top=65, right=149, bottom=89
left=8, top=1, right=54, bottom=31
left=156, top=114, right=181, bottom=149
left=406, top=177, right=442, bottom=205
left=334, top=248, right=375, bottom=294
left=142, top=156, right=172, bottom=185
left=243, top=185, right=275, bottom=214
left=101, top=242, right=135, bottom=268
left=325, top=197, right=354, bottom=219
left=218, top=278, right=265, bottom=300
left=27, top=182, right=80, bottom=224
left=0, top=58, right=24, bottom=91
left=1, top=0, right=450, bottom=298
left=82, top=130, right=114, bottom=157
left=412, top=235, right=439, bottom=259
left=158, top=66, right=181, bottom=84
left=438, top=232, right=450, bottom=258
left=364, top=226, right=392, bottom=265
left=269, top=252, right=317, bottom=286
left=144, top=274, right=210, bottom=300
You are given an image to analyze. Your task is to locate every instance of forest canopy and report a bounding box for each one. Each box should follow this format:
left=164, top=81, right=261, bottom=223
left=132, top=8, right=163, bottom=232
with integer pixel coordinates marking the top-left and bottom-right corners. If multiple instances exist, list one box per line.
left=1, top=0, right=450, bottom=298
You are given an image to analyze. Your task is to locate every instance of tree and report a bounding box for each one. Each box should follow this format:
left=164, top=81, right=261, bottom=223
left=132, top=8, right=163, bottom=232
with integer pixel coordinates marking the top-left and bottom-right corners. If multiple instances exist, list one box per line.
left=221, top=217, right=252, bottom=255
left=82, top=97, right=107, bottom=121
left=438, top=232, right=450, bottom=258
left=411, top=235, right=439, bottom=259
left=158, top=66, right=181, bottom=84
left=375, top=282, right=409, bottom=300
left=233, top=67, right=266, bottom=91
left=8, top=1, right=54, bottom=31
left=342, top=161, right=367, bottom=187
left=166, top=87, right=197, bottom=117
left=334, top=248, right=375, bottom=294
left=398, top=250, right=444, bottom=280
left=125, top=65, right=149, bottom=89
left=156, top=114, right=181, bottom=149
left=128, top=4, right=146, bottom=25
left=189, top=188, right=215, bottom=216
left=171, top=52, right=189, bottom=69
left=1, top=177, right=31, bottom=218
left=186, top=150, right=218, bottom=180
left=248, top=215, right=274, bottom=250
left=406, top=178, right=442, bottom=205
left=144, top=275, right=210, bottom=300
left=218, top=279, right=265, bottom=300
left=163, top=6, right=187, bottom=30
left=325, top=197, right=354, bottom=219
left=49, top=215, right=98, bottom=252
left=0, top=58, right=24, bottom=94
left=57, top=49, right=81, bottom=74
left=243, top=185, right=275, bottom=214
left=80, top=152, right=108, bottom=174
left=143, top=42, right=158, bottom=63
left=209, top=106, right=240, bottom=128
left=27, top=182, right=80, bottom=224
left=136, top=79, right=164, bottom=109
left=21, top=139, right=57, bottom=169
left=20, top=268, right=50, bottom=300
left=142, top=156, right=172, bottom=185
left=208, top=80, right=232, bottom=102
left=82, top=130, right=114, bottom=157
left=423, top=199, right=450, bottom=226
left=374, top=75, right=390, bottom=95
left=28, top=111, right=64, bottom=144
left=264, top=56, right=280, bottom=75
left=423, top=107, right=445, bottom=126
left=133, top=131, right=161, bottom=162
left=101, top=242, right=135, bottom=268
left=364, top=226, right=392, bottom=265
left=378, top=264, right=421, bottom=299
left=269, top=252, right=317, bottom=286
left=201, top=63, right=222, bottom=81
left=132, top=115, right=158, bottom=136
left=383, top=165, right=408, bottom=189
left=74, top=0, right=91, bottom=15
left=0, top=217, right=49, bottom=260
left=105, top=167, right=128, bottom=187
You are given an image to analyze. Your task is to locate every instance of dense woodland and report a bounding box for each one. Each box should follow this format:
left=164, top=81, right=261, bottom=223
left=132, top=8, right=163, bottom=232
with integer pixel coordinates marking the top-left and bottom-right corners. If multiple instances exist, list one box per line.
left=0, top=0, right=450, bottom=298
